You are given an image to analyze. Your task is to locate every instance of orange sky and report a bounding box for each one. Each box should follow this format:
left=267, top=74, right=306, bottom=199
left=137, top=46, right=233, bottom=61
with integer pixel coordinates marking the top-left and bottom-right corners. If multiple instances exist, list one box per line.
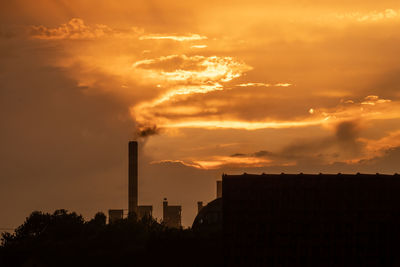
left=1, top=0, right=400, bottom=227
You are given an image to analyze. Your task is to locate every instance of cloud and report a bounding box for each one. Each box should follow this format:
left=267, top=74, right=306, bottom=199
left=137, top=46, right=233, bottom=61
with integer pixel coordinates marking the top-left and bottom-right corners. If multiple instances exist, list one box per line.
left=132, top=54, right=251, bottom=83
left=221, top=120, right=363, bottom=168
left=131, top=54, right=252, bottom=128
left=160, top=119, right=327, bottom=130
left=137, top=93, right=398, bottom=133
left=361, top=95, right=391, bottom=105
left=150, top=159, right=202, bottom=169
left=237, top=82, right=271, bottom=87
left=177, top=156, right=273, bottom=169
left=237, top=82, right=292, bottom=87
left=139, top=33, right=207, bottom=41
left=334, top=9, right=400, bottom=23
left=29, top=18, right=142, bottom=40
left=191, top=45, right=207, bottom=49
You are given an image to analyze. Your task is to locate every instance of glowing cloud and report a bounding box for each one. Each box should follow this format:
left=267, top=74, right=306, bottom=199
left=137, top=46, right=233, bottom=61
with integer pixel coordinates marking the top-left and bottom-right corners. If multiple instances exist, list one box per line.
left=361, top=130, right=400, bottom=158
left=133, top=55, right=251, bottom=84
left=191, top=45, right=208, bottom=49
left=159, top=118, right=329, bottom=130
left=237, top=83, right=292, bottom=87
left=309, top=96, right=399, bottom=125
left=275, top=83, right=292, bottom=87
left=238, top=83, right=271, bottom=87
left=192, top=156, right=273, bottom=169
left=335, top=9, right=400, bottom=23
left=361, top=95, right=391, bottom=106
left=153, top=156, right=273, bottom=170
left=139, top=34, right=207, bottom=41
left=131, top=54, right=253, bottom=129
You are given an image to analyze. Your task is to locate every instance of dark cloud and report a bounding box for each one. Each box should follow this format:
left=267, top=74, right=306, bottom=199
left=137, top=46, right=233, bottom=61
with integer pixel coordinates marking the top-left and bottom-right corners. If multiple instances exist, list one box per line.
left=253, top=150, right=274, bottom=157
left=280, top=120, right=363, bottom=159
left=230, top=121, right=363, bottom=163
left=230, top=153, right=247, bottom=157
left=336, top=121, right=359, bottom=142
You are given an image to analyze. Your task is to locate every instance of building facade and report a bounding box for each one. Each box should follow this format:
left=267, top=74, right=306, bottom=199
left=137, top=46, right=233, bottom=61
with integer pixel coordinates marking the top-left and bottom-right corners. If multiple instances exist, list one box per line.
left=163, top=199, right=182, bottom=228
left=223, top=173, right=400, bottom=266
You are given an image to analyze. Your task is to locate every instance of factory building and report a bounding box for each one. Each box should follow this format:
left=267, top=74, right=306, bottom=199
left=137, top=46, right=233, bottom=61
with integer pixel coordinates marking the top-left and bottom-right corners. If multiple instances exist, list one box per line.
left=128, top=141, right=153, bottom=219
left=162, top=198, right=182, bottom=228
left=192, top=198, right=222, bottom=233
left=192, top=180, right=223, bottom=232
left=223, top=173, right=400, bottom=266
left=216, top=180, right=222, bottom=198
left=108, top=141, right=153, bottom=223
left=108, top=209, right=124, bottom=224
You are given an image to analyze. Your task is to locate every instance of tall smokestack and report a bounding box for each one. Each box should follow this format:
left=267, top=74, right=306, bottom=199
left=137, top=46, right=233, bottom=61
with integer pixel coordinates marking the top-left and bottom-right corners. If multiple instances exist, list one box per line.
left=128, top=141, right=138, bottom=215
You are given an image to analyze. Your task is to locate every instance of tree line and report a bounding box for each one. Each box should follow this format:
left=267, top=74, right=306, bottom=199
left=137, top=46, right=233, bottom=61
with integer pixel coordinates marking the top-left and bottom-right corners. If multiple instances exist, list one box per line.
left=0, top=210, right=221, bottom=267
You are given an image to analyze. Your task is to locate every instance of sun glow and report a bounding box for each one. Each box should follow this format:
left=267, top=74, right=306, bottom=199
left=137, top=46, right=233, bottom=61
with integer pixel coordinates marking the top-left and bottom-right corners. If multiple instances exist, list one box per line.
left=159, top=118, right=330, bottom=130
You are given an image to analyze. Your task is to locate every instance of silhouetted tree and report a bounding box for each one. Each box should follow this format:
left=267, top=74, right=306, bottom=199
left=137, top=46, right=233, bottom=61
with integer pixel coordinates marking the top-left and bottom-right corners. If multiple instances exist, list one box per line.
left=88, top=212, right=106, bottom=227
left=0, top=209, right=222, bottom=267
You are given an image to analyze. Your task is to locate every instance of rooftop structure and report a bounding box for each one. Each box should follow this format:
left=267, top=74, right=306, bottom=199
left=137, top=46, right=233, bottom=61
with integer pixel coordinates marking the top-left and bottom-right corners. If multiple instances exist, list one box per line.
left=163, top=198, right=182, bottom=228
left=223, top=173, right=400, bottom=266
left=108, top=209, right=124, bottom=224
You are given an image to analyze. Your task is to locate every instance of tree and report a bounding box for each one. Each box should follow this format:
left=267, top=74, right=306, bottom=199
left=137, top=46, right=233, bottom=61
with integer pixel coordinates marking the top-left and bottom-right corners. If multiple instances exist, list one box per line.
left=88, top=212, right=106, bottom=227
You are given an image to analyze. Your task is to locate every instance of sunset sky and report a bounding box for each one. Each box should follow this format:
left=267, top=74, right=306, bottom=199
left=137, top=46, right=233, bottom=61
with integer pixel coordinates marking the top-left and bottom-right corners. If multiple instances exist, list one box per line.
left=1, top=0, right=400, bottom=227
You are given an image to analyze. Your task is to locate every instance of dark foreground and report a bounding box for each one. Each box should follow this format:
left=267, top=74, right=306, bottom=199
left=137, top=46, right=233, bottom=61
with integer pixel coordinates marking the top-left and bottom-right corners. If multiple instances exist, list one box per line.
left=0, top=210, right=222, bottom=267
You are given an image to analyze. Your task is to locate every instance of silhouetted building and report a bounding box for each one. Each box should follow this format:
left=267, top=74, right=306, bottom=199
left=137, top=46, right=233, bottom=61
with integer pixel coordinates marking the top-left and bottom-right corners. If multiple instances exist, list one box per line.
left=163, top=198, right=182, bottom=228
left=216, top=180, right=222, bottom=198
left=192, top=198, right=222, bottom=233
left=108, top=209, right=124, bottom=224
left=138, top=205, right=153, bottom=219
left=223, top=173, right=400, bottom=266
left=193, top=179, right=223, bottom=232
left=193, top=180, right=223, bottom=232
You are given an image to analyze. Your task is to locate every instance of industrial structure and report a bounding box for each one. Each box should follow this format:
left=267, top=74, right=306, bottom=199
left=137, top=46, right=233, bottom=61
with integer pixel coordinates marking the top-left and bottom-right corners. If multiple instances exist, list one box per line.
left=107, top=141, right=400, bottom=264
left=223, top=173, right=400, bottom=266
left=128, top=141, right=153, bottom=219
left=192, top=180, right=223, bottom=232
left=108, top=209, right=124, bottom=224
left=163, top=198, right=182, bottom=228
left=108, top=141, right=183, bottom=227
left=128, top=141, right=138, bottom=215
left=216, top=180, right=222, bottom=198
left=108, top=141, right=153, bottom=223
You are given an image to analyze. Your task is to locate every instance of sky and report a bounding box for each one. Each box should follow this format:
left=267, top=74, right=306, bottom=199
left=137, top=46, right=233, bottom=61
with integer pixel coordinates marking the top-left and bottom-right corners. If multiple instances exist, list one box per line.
left=1, top=0, right=400, bottom=228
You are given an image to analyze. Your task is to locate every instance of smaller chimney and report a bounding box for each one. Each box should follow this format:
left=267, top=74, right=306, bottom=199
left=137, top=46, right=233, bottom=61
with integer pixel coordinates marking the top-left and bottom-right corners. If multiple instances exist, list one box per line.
left=197, top=201, right=204, bottom=213
left=163, top=198, right=168, bottom=210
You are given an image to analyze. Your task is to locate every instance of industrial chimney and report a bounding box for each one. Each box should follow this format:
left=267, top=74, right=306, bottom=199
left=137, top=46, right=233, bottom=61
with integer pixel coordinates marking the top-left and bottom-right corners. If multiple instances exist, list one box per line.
left=128, top=141, right=138, bottom=215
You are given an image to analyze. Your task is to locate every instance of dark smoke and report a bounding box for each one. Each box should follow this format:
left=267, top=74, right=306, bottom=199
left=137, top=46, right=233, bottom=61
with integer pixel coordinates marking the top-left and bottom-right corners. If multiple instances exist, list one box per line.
left=229, top=120, right=363, bottom=161
left=335, top=121, right=360, bottom=143
left=136, top=125, right=160, bottom=138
